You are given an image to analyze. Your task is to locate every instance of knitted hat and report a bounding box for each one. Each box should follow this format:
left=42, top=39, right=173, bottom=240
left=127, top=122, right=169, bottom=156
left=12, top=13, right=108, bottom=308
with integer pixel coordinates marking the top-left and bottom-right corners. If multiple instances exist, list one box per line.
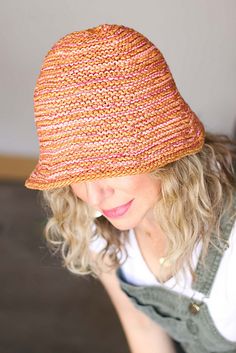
left=25, top=23, right=205, bottom=190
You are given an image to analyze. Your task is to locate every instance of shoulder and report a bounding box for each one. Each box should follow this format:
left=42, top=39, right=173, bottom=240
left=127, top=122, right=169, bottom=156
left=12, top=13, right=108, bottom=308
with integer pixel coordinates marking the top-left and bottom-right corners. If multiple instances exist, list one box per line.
left=222, top=218, right=236, bottom=271
left=224, top=217, right=236, bottom=274
left=89, top=232, right=108, bottom=253
left=211, top=218, right=236, bottom=298
left=89, top=224, right=128, bottom=263
left=89, top=222, right=109, bottom=252
left=204, top=219, right=236, bottom=341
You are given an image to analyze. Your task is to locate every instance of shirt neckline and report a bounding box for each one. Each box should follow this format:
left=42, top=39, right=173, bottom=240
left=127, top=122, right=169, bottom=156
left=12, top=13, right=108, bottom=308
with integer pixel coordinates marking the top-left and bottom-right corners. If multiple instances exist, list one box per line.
left=128, top=228, right=203, bottom=288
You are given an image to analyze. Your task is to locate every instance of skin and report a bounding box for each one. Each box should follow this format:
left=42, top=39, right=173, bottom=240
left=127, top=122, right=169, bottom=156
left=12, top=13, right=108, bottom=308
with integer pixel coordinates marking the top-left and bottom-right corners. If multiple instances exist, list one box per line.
left=71, top=173, right=170, bottom=281
left=70, top=173, right=162, bottom=236
left=71, top=174, right=176, bottom=351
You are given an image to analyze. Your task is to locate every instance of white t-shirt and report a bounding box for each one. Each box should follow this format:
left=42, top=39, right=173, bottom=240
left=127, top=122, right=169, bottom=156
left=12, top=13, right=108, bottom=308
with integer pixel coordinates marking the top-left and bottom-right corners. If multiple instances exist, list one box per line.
left=89, top=220, right=236, bottom=342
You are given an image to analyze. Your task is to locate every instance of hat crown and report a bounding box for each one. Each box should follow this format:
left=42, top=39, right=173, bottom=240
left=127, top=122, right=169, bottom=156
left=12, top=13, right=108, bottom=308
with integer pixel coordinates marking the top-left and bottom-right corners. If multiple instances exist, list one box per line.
left=25, top=24, right=205, bottom=190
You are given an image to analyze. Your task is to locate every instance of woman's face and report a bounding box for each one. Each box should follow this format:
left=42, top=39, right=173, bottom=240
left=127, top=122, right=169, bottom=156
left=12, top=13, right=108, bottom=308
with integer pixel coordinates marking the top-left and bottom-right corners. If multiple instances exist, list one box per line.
left=70, top=173, right=161, bottom=231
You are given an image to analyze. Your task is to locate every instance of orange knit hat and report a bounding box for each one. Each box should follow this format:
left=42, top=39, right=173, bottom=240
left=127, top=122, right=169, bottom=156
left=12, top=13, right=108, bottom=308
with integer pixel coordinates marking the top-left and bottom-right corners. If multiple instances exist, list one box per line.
left=25, top=23, right=205, bottom=190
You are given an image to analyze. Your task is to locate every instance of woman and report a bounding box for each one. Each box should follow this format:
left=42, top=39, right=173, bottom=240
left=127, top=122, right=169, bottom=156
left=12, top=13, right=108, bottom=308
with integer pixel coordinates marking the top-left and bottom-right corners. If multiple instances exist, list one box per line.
left=25, top=23, right=236, bottom=353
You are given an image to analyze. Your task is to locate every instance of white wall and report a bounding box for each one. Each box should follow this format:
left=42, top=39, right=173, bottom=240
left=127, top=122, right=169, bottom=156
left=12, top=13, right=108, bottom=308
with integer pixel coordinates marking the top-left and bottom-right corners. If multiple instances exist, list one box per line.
left=1, top=0, right=236, bottom=157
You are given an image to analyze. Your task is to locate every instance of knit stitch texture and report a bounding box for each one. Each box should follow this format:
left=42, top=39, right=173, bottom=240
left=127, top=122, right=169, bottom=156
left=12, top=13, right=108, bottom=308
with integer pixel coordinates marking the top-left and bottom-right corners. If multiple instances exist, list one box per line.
left=25, top=23, right=205, bottom=190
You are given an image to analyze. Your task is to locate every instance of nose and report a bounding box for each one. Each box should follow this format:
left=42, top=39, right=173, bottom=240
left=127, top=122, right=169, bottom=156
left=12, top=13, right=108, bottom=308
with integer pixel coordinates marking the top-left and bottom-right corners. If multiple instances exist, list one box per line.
left=85, top=180, right=114, bottom=208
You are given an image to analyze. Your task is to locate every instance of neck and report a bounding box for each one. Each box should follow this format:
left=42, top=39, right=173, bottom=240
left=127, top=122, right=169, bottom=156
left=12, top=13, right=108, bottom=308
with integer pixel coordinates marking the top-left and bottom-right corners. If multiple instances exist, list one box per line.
left=134, top=218, right=166, bottom=243
left=134, top=218, right=169, bottom=267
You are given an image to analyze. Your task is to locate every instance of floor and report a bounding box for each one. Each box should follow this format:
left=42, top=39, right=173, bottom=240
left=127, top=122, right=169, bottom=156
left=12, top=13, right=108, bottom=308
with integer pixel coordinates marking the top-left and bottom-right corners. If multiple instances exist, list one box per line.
left=0, top=181, right=130, bottom=353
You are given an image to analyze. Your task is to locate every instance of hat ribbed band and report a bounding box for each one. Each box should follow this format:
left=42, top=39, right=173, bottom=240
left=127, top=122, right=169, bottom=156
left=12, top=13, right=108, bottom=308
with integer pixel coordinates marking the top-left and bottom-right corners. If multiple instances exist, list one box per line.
left=25, top=23, right=205, bottom=190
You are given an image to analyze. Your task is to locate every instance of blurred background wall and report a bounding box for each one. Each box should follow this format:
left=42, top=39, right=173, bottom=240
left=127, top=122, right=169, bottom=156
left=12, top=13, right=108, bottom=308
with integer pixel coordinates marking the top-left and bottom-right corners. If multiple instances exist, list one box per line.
left=0, top=0, right=236, bottom=180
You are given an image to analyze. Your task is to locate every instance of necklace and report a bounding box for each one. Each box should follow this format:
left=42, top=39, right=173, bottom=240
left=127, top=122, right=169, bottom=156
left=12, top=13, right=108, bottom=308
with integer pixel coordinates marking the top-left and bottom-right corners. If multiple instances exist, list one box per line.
left=141, top=230, right=171, bottom=267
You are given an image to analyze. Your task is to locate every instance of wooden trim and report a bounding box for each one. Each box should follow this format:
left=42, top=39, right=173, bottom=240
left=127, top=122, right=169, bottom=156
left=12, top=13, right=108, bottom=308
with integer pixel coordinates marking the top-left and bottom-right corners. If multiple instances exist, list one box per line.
left=0, top=155, right=37, bottom=181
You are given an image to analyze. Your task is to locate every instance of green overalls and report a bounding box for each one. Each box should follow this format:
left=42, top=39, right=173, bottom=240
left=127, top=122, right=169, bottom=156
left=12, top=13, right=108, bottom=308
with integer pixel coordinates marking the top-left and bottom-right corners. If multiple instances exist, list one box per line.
left=116, top=190, right=236, bottom=353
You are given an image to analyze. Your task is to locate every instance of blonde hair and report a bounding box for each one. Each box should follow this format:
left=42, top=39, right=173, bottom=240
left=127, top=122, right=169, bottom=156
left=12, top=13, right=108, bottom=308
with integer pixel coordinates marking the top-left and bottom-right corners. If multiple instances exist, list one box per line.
left=40, top=132, right=236, bottom=281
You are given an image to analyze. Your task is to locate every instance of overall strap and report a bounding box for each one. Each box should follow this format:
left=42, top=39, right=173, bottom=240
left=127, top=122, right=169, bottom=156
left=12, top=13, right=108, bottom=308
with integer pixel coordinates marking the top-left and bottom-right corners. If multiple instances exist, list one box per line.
left=192, top=189, right=236, bottom=296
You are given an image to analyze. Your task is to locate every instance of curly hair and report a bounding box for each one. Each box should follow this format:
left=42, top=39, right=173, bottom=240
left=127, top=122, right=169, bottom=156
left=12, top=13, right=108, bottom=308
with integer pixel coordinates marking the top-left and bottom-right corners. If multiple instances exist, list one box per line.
left=40, top=131, right=236, bottom=282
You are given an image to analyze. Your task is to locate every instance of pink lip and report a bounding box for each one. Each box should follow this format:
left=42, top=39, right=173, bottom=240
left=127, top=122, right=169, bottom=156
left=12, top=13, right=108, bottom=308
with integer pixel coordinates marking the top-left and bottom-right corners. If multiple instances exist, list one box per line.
left=102, top=200, right=133, bottom=218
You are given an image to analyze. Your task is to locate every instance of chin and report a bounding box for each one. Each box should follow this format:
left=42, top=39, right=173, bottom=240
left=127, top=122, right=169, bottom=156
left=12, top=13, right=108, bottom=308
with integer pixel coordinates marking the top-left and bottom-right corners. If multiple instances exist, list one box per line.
left=106, top=217, right=139, bottom=232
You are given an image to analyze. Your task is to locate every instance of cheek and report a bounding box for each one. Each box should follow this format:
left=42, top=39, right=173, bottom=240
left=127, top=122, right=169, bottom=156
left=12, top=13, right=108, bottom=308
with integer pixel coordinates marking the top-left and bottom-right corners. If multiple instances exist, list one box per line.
left=137, top=178, right=161, bottom=202
left=120, top=175, right=149, bottom=193
left=131, top=175, right=158, bottom=192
